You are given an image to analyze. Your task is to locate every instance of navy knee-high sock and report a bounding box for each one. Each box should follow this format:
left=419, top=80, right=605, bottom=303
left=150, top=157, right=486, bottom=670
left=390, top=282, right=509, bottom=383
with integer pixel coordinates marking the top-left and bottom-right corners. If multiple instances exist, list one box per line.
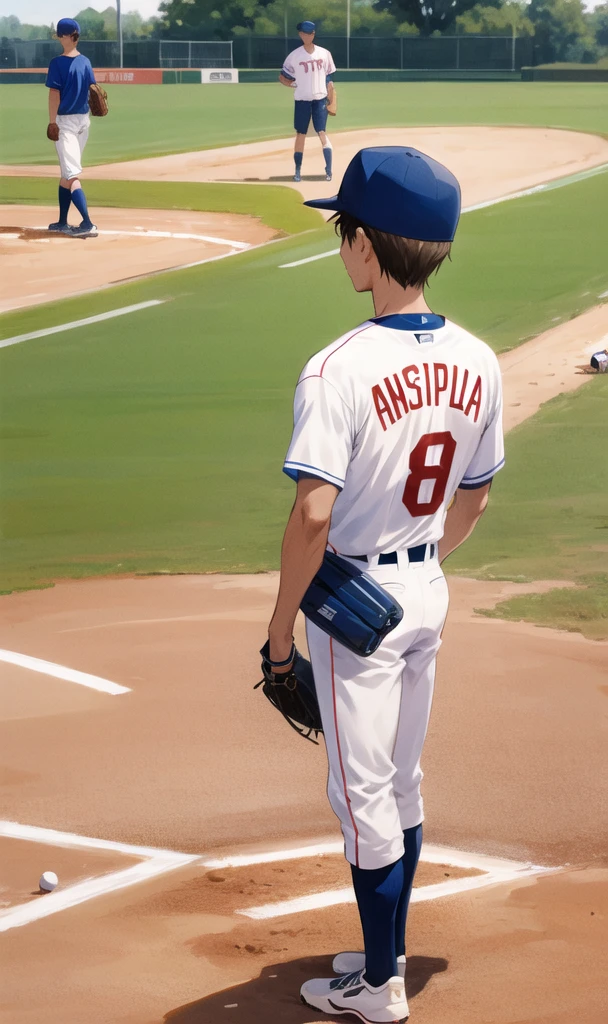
left=58, top=185, right=71, bottom=225
left=294, top=151, right=303, bottom=174
left=70, top=187, right=92, bottom=227
left=395, top=823, right=423, bottom=958
left=351, top=857, right=404, bottom=988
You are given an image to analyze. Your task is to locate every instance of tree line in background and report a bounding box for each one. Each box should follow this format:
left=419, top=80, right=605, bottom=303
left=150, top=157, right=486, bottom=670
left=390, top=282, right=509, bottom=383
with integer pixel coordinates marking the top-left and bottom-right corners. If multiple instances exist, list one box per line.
left=1, top=0, right=607, bottom=64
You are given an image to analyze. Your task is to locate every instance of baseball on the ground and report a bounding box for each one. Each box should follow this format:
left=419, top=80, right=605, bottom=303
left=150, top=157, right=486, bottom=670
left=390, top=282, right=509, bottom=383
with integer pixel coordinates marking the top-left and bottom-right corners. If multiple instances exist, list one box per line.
left=39, top=871, right=58, bottom=892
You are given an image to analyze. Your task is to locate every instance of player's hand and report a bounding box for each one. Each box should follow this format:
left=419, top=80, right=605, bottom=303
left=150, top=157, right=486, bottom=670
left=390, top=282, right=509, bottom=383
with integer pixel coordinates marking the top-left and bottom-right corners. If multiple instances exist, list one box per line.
left=47, top=122, right=60, bottom=142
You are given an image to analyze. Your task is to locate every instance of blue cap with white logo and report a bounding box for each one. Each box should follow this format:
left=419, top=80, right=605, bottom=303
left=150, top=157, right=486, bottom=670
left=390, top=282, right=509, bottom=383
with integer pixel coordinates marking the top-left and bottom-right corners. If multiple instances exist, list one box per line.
left=57, top=17, right=80, bottom=36
left=305, top=147, right=461, bottom=242
left=297, top=21, right=316, bottom=33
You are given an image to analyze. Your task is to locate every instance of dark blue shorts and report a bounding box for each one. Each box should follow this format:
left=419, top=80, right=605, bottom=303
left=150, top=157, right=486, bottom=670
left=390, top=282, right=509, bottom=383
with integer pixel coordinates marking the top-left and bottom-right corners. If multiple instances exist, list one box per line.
left=294, top=99, right=328, bottom=135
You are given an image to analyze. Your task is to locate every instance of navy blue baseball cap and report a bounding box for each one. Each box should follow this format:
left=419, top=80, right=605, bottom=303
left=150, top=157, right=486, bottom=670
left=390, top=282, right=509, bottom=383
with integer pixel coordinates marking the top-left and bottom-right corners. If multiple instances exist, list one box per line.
left=305, top=147, right=461, bottom=242
left=57, top=17, right=80, bottom=35
left=297, top=21, right=316, bottom=33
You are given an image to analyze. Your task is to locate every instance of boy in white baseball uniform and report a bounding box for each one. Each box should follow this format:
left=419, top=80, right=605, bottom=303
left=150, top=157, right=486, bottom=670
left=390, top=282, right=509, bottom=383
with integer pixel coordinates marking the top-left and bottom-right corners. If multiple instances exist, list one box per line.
left=45, top=18, right=97, bottom=237
left=279, top=20, right=336, bottom=182
left=267, top=148, right=504, bottom=1022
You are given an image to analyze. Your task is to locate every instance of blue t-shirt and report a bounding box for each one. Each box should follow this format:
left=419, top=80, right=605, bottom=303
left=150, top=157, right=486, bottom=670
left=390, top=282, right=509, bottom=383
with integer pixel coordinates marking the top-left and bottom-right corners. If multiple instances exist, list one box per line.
left=46, top=54, right=96, bottom=115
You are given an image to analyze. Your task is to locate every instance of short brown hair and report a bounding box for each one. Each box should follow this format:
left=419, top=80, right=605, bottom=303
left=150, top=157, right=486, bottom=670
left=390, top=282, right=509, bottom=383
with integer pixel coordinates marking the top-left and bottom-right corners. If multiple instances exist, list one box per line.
left=332, top=211, right=451, bottom=290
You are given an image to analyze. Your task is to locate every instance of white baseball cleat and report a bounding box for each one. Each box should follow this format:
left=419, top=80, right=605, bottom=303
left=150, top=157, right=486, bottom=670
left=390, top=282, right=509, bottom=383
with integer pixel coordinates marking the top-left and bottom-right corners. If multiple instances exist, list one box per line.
left=301, top=969, right=409, bottom=1022
left=293, top=172, right=302, bottom=182
left=333, top=951, right=406, bottom=978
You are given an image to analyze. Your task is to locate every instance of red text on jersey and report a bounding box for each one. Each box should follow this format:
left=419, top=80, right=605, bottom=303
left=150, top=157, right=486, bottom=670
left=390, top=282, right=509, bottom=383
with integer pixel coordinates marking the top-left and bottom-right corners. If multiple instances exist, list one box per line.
left=371, top=362, right=482, bottom=430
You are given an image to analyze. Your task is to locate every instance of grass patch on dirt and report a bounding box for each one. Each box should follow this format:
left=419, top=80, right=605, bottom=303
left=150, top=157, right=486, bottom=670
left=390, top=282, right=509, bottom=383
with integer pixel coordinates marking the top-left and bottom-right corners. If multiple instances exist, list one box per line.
left=447, top=376, right=608, bottom=637
left=0, top=177, right=320, bottom=237
left=1, top=82, right=607, bottom=165
left=475, top=576, right=608, bottom=640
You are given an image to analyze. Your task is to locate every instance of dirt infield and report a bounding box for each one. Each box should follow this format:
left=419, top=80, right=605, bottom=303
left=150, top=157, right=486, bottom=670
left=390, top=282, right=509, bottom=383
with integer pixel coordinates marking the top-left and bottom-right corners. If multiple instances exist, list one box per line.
left=0, top=205, right=277, bottom=314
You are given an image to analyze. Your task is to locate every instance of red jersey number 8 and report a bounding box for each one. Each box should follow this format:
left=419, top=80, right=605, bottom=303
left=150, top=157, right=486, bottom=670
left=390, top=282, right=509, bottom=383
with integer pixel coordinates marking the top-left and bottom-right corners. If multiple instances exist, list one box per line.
left=402, top=431, right=457, bottom=517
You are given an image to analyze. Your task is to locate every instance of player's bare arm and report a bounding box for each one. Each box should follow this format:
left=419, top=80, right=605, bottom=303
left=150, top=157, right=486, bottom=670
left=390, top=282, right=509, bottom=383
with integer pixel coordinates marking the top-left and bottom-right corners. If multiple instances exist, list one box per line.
left=279, top=73, right=295, bottom=88
left=268, top=476, right=338, bottom=664
left=48, top=88, right=60, bottom=125
left=438, top=482, right=492, bottom=562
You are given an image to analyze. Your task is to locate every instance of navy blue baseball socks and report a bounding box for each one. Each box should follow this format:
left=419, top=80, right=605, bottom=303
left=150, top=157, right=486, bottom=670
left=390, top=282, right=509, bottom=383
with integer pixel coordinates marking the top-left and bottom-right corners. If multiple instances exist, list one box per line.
left=305, top=146, right=461, bottom=242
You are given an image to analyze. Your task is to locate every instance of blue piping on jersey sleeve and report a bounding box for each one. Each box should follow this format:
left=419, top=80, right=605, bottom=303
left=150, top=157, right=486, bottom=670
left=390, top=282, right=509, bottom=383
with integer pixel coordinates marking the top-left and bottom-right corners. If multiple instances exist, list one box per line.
left=281, top=68, right=296, bottom=80
left=459, top=457, right=505, bottom=489
left=283, top=461, right=345, bottom=488
left=326, top=74, right=334, bottom=82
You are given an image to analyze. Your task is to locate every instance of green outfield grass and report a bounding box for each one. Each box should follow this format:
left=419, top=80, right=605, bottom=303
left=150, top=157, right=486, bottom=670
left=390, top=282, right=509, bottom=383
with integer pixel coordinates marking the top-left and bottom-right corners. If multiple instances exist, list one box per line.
left=446, top=377, right=608, bottom=639
left=1, top=170, right=606, bottom=600
left=0, top=82, right=607, bottom=165
left=0, top=177, right=319, bottom=236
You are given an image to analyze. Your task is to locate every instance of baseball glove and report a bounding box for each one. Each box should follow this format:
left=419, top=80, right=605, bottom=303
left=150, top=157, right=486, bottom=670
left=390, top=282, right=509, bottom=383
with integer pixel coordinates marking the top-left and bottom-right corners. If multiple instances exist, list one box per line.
left=326, top=89, right=337, bottom=116
left=255, top=641, right=322, bottom=744
left=47, top=122, right=60, bottom=142
left=89, top=83, right=109, bottom=117
left=300, top=551, right=403, bottom=657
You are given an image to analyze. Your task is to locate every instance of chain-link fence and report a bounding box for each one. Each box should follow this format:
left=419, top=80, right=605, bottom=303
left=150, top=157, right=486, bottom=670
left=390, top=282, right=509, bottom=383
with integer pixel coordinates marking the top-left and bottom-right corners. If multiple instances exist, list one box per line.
left=159, top=40, right=233, bottom=68
left=0, top=35, right=534, bottom=72
left=233, top=34, right=533, bottom=71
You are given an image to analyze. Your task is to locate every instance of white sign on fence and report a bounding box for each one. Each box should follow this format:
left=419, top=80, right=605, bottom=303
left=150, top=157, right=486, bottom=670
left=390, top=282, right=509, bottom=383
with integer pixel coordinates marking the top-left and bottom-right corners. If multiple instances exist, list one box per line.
left=201, top=68, right=239, bottom=84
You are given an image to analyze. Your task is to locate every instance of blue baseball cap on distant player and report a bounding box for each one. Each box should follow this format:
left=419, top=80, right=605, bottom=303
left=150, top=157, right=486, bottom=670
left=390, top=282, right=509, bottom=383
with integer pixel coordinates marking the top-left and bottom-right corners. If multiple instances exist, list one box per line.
left=297, top=21, right=316, bottom=33
left=57, top=17, right=80, bottom=35
left=305, top=147, right=461, bottom=242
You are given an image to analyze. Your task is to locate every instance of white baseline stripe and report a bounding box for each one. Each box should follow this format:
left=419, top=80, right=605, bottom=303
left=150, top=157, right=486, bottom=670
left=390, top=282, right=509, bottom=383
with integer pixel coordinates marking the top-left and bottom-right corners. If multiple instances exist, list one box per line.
left=0, top=300, right=165, bottom=349
left=33, top=227, right=250, bottom=249
left=0, top=821, right=197, bottom=932
left=238, top=863, right=554, bottom=921
left=280, top=162, right=608, bottom=269
left=0, top=649, right=130, bottom=696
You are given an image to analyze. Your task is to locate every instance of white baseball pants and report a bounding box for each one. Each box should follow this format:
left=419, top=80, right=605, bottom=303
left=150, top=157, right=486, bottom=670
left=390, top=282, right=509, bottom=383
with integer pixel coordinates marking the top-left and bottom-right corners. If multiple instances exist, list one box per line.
left=55, top=113, right=90, bottom=179
left=306, top=551, right=449, bottom=869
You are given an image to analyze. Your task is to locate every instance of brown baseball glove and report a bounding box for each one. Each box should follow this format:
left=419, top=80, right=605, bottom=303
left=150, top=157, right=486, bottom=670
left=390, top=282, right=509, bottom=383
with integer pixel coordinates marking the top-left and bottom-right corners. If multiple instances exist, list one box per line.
left=89, top=83, right=109, bottom=117
left=326, top=89, right=337, bottom=116
left=47, top=122, right=60, bottom=142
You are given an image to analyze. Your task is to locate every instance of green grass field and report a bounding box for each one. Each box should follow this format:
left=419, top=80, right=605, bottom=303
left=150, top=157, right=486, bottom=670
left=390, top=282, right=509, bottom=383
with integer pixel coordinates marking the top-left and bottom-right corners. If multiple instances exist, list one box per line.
left=0, top=177, right=319, bottom=236
left=1, top=171, right=607, bottom=622
left=0, top=81, right=607, bottom=164
left=1, top=80, right=607, bottom=636
left=447, top=377, right=608, bottom=639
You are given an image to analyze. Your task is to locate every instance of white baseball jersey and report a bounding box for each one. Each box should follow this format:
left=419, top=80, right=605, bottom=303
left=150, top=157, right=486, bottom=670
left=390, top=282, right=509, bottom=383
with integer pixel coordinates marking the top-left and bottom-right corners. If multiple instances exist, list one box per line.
left=284, top=315, right=504, bottom=556
left=282, top=45, right=336, bottom=101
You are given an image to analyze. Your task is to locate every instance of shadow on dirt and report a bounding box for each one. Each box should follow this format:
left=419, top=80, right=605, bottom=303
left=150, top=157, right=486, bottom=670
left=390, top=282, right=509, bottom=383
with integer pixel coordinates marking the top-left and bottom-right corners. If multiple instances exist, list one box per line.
left=164, top=954, right=448, bottom=1022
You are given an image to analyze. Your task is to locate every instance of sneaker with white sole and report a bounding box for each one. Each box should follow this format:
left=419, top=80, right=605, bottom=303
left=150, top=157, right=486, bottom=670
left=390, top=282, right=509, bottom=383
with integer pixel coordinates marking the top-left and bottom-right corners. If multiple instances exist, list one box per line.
left=71, top=222, right=98, bottom=237
left=333, top=951, right=406, bottom=978
left=301, top=968, right=409, bottom=1023
left=48, top=222, right=71, bottom=233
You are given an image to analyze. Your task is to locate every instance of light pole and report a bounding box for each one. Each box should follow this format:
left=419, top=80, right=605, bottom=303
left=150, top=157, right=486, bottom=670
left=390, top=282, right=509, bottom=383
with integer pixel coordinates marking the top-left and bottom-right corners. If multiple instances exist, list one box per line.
left=284, top=1, right=288, bottom=54
left=346, top=0, right=351, bottom=70
left=117, top=0, right=123, bottom=69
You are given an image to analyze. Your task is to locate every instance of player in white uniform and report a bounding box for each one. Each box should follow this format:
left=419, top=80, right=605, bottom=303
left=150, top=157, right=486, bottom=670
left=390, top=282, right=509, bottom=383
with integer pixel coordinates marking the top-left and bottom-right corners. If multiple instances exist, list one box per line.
left=279, top=20, right=336, bottom=183
left=267, top=148, right=504, bottom=1022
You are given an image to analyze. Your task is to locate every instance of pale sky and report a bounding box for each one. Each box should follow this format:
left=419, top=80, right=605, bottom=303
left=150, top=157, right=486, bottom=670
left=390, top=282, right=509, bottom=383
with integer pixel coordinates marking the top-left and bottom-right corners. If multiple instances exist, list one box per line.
left=0, top=0, right=603, bottom=25
left=0, top=1, right=163, bottom=22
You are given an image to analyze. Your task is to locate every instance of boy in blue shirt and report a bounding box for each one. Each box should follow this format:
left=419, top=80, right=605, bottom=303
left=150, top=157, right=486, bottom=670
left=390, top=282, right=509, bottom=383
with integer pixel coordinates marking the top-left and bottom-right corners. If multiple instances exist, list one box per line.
left=46, top=18, right=97, bottom=237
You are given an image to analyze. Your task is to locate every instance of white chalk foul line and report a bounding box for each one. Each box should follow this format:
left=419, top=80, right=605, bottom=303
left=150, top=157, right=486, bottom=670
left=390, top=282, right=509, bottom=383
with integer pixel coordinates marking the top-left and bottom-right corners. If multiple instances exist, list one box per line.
left=33, top=226, right=251, bottom=249
left=280, top=162, right=608, bottom=269
left=0, top=820, right=197, bottom=933
left=0, top=299, right=165, bottom=349
left=233, top=841, right=553, bottom=920
left=0, top=648, right=130, bottom=695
